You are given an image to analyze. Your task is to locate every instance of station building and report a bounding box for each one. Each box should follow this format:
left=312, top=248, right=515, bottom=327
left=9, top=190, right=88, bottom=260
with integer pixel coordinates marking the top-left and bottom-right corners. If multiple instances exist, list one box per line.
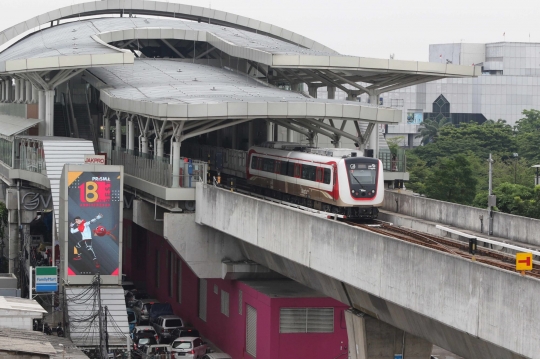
left=0, top=1, right=478, bottom=357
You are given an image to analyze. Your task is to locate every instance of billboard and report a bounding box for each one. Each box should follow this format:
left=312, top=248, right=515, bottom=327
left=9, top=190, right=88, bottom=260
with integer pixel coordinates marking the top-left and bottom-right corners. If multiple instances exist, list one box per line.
left=407, top=111, right=424, bottom=125
left=62, top=166, right=123, bottom=284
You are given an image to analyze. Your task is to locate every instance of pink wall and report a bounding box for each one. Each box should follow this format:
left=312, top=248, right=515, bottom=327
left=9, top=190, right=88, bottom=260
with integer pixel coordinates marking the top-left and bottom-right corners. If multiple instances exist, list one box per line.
left=122, top=223, right=349, bottom=359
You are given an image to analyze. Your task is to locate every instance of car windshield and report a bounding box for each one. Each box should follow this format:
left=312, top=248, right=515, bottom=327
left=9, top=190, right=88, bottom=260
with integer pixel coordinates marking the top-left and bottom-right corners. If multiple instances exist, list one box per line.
left=138, top=338, right=151, bottom=345
left=141, top=329, right=155, bottom=334
left=165, top=319, right=182, bottom=327
left=128, top=312, right=136, bottom=322
left=172, top=341, right=192, bottom=349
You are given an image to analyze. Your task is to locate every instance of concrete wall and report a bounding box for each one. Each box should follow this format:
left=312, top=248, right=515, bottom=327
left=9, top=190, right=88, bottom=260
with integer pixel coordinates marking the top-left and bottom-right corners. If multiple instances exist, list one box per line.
left=383, top=190, right=540, bottom=247
left=197, top=184, right=540, bottom=359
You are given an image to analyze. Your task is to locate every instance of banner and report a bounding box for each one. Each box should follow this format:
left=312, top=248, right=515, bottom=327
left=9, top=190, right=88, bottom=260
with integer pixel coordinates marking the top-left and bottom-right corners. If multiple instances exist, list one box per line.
left=67, top=171, right=121, bottom=276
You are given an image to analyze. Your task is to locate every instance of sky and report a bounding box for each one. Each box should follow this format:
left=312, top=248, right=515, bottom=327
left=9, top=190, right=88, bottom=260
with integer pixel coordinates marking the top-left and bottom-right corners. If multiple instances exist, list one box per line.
left=0, top=0, right=538, bottom=61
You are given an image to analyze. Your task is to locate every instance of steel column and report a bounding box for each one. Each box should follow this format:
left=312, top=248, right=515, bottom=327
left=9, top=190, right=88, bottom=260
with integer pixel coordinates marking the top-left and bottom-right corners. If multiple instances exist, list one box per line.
left=172, top=141, right=181, bottom=188
left=25, top=80, right=31, bottom=104
left=266, top=121, right=273, bottom=141
left=116, top=117, right=122, bottom=150
left=156, top=138, right=164, bottom=158
left=32, top=84, right=38, bottom=103
left=45, top=90, right=55, bottom=136
left=128, top=118, right=135, bottom=152
left=103, top=115, right=110, bottom=140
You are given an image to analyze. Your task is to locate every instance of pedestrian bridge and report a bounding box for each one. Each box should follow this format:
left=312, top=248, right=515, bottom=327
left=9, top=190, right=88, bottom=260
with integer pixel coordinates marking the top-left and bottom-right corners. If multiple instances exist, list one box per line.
left=195, top=184, right=539, bottom=359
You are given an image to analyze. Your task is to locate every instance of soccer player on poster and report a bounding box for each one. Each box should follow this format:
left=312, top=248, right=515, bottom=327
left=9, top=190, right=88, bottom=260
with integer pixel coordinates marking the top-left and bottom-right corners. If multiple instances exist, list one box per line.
left=70, top=213, right=103, bottom=268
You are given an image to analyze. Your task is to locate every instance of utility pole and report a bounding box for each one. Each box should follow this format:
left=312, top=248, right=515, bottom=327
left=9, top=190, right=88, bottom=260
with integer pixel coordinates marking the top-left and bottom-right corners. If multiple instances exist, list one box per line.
left=487, top=153, right=495, bottom=236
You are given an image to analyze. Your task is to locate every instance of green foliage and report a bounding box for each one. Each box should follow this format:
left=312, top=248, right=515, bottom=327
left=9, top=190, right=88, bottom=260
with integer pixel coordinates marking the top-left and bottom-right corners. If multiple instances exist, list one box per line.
left=423, top=154, right=478, bottom=205
left=415, top=117, right=452, bottom=145
left=386, top=136, right=404, bottom=155
left=405, top=151, right=431, bottom=194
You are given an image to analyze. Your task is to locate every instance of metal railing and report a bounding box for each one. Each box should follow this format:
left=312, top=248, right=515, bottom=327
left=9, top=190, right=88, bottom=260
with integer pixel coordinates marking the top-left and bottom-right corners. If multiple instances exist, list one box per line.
left=14, top=137, right=46, bottom=174
left=110, top=150, right=207, bottom=188
left=379, top=149, right=406, bottom=173
left=182, top=144, right=247, bottom=174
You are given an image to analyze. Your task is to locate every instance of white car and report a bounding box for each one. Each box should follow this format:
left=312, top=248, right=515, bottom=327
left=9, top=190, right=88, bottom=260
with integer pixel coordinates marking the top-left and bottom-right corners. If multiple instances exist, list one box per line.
left=131, top=325, right=159, bottom=342
left=171, top=337, right=208, bottom=359
left=202, top=353, right=232, bottom=359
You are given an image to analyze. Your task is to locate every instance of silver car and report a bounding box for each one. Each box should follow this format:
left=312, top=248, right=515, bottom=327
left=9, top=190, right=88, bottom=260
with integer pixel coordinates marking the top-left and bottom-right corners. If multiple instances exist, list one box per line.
left=171, top=337, right=208, bottom=359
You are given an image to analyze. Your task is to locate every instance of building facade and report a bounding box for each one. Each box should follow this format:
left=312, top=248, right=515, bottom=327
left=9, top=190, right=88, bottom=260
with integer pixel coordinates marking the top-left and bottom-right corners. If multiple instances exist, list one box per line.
left=380, top=42, right=540, bottom=146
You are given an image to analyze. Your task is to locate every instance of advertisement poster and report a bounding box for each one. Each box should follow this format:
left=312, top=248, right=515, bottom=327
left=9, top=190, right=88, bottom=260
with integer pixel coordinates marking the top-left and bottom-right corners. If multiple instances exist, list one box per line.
left=407, top=111, right=424, bottom=125
left=67, top=171, right=121, bottom=276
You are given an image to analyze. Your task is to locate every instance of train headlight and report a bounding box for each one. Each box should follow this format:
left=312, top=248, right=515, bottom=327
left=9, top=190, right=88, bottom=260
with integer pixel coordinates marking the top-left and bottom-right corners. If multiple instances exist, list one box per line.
left=351, top=190, right=355, bottom=194
left=371, top=190, right=375, bottom=193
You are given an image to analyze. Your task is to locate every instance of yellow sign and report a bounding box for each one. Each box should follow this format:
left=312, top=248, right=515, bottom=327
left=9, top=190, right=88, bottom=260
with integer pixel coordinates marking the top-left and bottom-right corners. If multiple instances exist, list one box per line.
left=516, top=253, right=533, bottom=271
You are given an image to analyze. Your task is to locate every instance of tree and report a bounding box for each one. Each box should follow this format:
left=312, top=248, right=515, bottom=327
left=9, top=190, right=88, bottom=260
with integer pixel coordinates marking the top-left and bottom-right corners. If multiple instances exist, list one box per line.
left=515, top=110, right=540, bottom=163
left=416, top=117, right=452, bottom=145
left=405, top=151, right=432, bottom=194
left=423, top=154, right=478, bottom=205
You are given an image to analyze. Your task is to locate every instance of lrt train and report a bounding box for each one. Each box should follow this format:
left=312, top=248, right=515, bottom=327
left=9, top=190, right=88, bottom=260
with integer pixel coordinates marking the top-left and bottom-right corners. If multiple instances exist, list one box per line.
left=246, top=142, right=384, bottom=218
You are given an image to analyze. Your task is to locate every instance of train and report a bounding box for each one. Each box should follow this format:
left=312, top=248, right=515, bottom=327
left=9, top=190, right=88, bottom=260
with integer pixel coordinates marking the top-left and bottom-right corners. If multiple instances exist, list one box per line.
left=246, top=142, right=384, bottom=218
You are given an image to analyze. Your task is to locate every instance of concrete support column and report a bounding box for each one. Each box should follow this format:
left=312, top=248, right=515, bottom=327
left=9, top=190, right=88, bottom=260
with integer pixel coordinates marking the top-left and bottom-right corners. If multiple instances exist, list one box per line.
left=156, top=138, right=164, bottom=158
left=287, top=128, right=294, bottom=142
left=32, top=85, right=38, bottom=104
left=38, top=91, right=46, bottom=136
left=103, top=115, right=110, bottom=140
left=6, top=79, right=13, bottom=102
left=368, top=92, right=380, bottom=158
left=141, top=136, right=148, bottom=154
left=266, top=120, right=273, bottom=142
left=0, top=81, right=4, bottom=102
left=25, top=81, right=31, bottom=104
left=172, top=140, right=181, bottom=188
left=127, top=119, right=135, bottom=152
left=327, top=86, right=336, bottom=100
left=14, top=79, right=19, bottom=103
left=44, top=90, right=55, bottom=136
left=116, top=118, right=122, bottom=150
left=345, top=310, right=432, bottom=359
left=19, top=79, right=25, bottom=103
left=308, top=85, right=318, bottom=98
left=248, top=121, right=254, bottom=148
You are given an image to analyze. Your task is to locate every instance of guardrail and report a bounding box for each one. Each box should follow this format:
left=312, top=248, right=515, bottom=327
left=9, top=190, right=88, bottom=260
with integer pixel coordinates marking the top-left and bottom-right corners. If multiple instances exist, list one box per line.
left=111, top=150, right=207, bottom=188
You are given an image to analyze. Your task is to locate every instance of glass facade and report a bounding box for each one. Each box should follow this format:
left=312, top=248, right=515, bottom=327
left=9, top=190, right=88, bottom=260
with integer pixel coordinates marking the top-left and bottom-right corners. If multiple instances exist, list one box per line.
left=0, top=138, right=12, bottom=166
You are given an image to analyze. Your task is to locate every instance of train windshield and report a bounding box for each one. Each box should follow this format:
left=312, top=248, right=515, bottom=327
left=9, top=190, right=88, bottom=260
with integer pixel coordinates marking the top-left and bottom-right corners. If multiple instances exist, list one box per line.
left=348, top=163, right=377, bottom=185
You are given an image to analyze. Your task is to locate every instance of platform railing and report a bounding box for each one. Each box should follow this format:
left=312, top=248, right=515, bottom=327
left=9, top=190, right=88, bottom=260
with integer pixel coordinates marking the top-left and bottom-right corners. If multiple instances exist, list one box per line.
left=110, top=149, right=207, bottom=188
left=378, top=149, right=406, bottom=172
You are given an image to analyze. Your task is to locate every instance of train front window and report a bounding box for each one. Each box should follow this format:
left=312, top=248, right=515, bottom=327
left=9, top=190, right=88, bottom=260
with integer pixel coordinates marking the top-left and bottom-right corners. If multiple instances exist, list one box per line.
left=348, top=163, right=377, bottom=186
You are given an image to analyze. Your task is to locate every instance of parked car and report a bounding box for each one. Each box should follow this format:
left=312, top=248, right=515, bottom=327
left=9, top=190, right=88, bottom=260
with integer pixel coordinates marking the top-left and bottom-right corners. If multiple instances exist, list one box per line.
left=133, top=299, right=159, bottom=324
left=148, top=303, right=174, bottom=324
left=144, top=344, right=172, bottom=358
left=202, top=353, right=232, bottom=359
left=170, top=327, right=200, bottom=342
left=171, top=337, right=208, bottom=359
left=131, top=325, right=159, bottom=342
left=152, top=315, right=184, bottom=343
left=127, top=308, right=138, bottom=332
left=132, top=332, right=158, bottom=353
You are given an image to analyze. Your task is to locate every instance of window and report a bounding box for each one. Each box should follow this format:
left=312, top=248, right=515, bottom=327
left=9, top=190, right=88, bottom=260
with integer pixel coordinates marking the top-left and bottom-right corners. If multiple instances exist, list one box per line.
left=214, top=284, right=218, bottom=294
left=348, top=164, right=377, bottom=185
left=301, top=164, right=316, bottom=181
left=251, top=156, right=259, bottom=169
left=238, top=290, right=243, bottom=315
left=316, top=168, right=323, bottom=182
left=177, top=259, right=182, bottom=303
left=262, top=158, right=274, bottom=172
left=221, top=290, right=230, bottom=317
left=279, top=308, right=334, bottom=333
left=155, top=250, right=160, bottom=288
left=293, top=164, right=301, bottom=178
left=280, top=161, right=288, bottom=175
left=323, top=168, right=331, bottom=184
left=199, top=279, right=207, bottom=321
left=274, top=160, right=281, bottom=173
left=246, top=305, right=257, bottom=357
left=287, top=162, right=295, bottom=177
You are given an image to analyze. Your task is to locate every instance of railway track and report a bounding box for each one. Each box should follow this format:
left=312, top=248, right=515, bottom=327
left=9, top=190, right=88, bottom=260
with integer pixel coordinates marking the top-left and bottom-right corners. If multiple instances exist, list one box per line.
left=344, top=220, right=540, bottom=279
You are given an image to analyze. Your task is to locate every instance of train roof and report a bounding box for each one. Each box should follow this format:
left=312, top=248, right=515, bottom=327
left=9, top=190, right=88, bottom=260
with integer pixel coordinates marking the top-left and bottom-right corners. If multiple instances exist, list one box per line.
left=251, top=144, right=369, bottom=162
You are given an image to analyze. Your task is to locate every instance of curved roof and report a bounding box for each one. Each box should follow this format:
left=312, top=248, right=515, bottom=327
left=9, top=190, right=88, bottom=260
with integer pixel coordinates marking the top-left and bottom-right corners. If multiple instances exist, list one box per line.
left=88, top=58, right=400, bottom=123
left=0, top=0, right=335, bottom=53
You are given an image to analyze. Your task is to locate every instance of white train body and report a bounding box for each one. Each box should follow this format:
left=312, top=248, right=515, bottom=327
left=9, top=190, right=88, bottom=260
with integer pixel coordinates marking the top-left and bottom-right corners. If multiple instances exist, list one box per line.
left=246, top=143, right=384, bottom=218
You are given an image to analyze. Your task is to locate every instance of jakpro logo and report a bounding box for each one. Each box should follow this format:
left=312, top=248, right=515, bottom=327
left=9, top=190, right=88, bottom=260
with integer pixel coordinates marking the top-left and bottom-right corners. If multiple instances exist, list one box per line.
left=349, top=164, right=356, bottom=169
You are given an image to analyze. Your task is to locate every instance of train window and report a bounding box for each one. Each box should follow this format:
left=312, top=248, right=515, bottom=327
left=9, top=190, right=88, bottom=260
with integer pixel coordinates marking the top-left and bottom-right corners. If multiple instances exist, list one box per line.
left=280, top=161, right=288, bottom=175
left=288, top=162, right=295, bottom=177
left=263, top=158, right=274, bottom=172
left=323, top=169, right=331, bottom=184
left=294, top=164, right=301, bottom=178
left=315, top=168, right=323, bottom=182
left=251, top=156, right=259, bottom=170
left=257, top=157, right=263, bottom=170
left=301, top=165, right=316, bottom=181
left=274, top=160, right=281, bottom=173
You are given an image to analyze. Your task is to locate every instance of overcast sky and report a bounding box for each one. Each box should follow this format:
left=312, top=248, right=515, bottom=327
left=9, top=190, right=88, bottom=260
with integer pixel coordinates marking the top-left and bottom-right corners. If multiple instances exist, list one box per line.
left=0, top=0, right=537, bottom=61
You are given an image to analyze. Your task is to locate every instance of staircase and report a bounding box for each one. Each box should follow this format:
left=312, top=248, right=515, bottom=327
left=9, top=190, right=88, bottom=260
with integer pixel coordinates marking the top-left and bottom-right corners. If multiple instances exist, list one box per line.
left=53, top=103, right=70, bottom=137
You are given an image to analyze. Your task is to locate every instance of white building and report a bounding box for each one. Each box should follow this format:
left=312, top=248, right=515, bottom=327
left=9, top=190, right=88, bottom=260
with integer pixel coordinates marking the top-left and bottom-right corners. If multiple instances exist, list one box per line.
left=368, top=42, right=540, bottom=147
